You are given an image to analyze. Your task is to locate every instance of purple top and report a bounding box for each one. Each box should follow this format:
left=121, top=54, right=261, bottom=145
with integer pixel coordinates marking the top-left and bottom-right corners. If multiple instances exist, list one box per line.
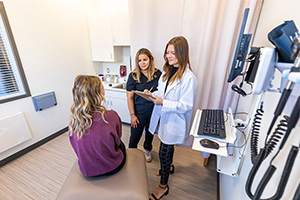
left=69, top=110, right=124, bottom=176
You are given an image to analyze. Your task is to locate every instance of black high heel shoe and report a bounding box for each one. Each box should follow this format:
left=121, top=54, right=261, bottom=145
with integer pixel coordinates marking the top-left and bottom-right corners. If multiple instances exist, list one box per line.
left=156, top=164, right=175, bottom=176
left=150, top=185, right=169, bottom=200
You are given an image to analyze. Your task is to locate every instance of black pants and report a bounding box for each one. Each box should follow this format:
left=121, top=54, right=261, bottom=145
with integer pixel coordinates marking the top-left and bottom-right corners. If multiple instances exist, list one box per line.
left=159, top=142, right=174, bottom=185
left=129, top=115, right=153, bottom=151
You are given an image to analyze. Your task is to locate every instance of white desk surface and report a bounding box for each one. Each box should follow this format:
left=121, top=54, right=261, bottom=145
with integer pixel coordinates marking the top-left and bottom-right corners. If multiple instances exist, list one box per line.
left=189, top=109, right=237, bottom=157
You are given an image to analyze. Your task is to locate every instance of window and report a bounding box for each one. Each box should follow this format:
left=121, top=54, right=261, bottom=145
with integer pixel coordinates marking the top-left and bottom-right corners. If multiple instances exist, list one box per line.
left=0, top=2, right=30, bottom=104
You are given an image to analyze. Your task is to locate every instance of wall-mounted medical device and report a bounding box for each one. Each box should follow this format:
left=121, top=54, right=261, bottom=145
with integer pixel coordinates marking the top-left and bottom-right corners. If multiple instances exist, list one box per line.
left=246, top=68, right=300, bottom=200
left=249, top=47, right=294, bottom=94
left=245, top=35, right=300, bottom=200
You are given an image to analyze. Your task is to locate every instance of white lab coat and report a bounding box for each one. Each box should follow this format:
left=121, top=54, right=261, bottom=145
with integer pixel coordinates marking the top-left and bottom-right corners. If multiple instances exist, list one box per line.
left=149, top=68, right=197, bottom=145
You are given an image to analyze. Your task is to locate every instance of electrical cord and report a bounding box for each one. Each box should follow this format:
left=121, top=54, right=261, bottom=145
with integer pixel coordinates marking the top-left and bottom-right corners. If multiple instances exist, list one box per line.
left=264, top=115, right=289, bottom=159
left=250, top=102, right=264, bottom=164
left=232, top=84, right=247, bottom=96
left=246, top=97, right=300, bottom=200
left=252, top=145, right=298, bottom=200
left=231, top=73, right=253, bottom=97
left=266, top=83, right=293, bottom=139
left=245, top=115, right=290, bottom=200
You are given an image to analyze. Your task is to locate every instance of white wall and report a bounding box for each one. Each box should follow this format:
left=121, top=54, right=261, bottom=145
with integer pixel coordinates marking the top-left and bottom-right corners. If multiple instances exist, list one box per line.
left=0, top=0, right=96, bottom=161
left=220, top=0, right=300, bottom=199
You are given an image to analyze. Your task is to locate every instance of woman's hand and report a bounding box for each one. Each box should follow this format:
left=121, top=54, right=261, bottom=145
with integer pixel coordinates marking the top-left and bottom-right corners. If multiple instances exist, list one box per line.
left=150, top=96, right=163, bottom=105
left=144, top=89, right=163, bottom=105
left=143, top=89, right=151, bottom=94
left=131, top=114, right=140, bottom=128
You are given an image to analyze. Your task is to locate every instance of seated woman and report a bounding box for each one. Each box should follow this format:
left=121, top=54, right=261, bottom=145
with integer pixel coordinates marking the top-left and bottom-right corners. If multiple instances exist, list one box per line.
left=68, top=75, right=126, bottom=177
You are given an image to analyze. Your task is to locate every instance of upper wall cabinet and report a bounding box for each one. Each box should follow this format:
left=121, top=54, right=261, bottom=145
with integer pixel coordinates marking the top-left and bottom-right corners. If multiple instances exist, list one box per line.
left=87, top=12, right=130, bottom=62
left=111, top=12, right=130, bottom=46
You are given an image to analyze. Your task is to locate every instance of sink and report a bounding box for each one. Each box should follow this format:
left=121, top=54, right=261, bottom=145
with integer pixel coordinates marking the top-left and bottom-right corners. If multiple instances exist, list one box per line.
left=103, top=82, right=125, bottom=89
left=112, top=83, right=125, bottom=89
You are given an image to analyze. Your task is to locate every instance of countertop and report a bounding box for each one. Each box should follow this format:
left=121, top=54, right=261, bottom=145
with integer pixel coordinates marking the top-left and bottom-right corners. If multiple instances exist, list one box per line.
left=103, top=81, right=126, bottom=92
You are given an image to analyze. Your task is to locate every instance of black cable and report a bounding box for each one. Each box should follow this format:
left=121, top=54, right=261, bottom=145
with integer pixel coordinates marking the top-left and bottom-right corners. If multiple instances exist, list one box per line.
left=268, top=97, right=300, bottom=164
left=252, top=146, right=299, bottom=200
left=246, top=97, right=300, bottom=200
left=265, top=87, right=293, bottom=144
left=250, top=103, right=264, bottom=164
left=231, top=84, right=247, bottom=96
left=231, top=72, right=252, bottom=97
left=264, top=115, right=289, bottom=159
left=279, top=96, right=300, bottom=150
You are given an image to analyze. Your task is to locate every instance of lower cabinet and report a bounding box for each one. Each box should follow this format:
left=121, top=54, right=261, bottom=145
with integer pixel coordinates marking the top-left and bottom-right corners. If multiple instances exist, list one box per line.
left=105, top=89, right=130, bottom=124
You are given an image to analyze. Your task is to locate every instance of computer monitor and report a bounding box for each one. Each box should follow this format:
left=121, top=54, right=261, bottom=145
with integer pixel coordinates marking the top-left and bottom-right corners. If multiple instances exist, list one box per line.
left=227, top=8, right=252, bottom=83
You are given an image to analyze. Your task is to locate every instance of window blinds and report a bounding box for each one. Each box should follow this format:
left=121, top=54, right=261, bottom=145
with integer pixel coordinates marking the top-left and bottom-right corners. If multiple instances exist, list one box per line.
left=0, top=2, right=30, bottom=104
left=0, top=33, right=20, bottom=96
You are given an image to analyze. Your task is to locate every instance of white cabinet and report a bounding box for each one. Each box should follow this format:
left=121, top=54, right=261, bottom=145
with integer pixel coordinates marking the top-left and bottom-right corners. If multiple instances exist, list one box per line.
left=87, top=12, right=130, bottom=62
left=88, top=14, right=123, bottom=62
left=105, top=89, right=130, bottom=124
left=111, top=12, right=130, bottom=46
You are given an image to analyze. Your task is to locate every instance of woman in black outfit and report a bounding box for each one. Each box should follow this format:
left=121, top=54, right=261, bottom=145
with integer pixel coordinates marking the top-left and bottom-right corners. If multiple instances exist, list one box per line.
left=126, top=48, right=162, bottom=162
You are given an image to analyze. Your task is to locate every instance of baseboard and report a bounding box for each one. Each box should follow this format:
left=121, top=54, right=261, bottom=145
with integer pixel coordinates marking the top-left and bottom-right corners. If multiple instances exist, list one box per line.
left=0, top=127, right=68, bottom=167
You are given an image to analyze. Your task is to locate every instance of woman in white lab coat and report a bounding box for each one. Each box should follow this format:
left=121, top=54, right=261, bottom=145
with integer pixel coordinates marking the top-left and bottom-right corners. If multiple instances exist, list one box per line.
left=147, top=36, right=197, bottom=200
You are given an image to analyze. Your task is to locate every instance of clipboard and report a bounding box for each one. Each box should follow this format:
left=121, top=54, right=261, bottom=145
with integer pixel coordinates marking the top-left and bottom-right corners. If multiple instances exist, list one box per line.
left=133, top=91, right=155, bottom=101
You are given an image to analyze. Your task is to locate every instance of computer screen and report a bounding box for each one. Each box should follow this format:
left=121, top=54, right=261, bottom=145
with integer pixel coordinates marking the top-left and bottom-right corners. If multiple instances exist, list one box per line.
left=227, top=8, right=252, bottom=83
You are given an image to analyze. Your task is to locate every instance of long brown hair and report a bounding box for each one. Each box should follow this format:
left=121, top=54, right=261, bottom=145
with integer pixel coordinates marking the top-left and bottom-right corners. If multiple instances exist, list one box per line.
left=69, top=75, right=107, bottom=139
left=132, top=48, right=158, bottom=83
left=162, top=36, right=192, bottom=84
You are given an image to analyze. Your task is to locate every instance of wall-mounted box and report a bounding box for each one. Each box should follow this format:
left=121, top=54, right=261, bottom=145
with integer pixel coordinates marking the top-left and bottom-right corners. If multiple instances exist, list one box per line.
left=32, top=91, right=57, bottom=111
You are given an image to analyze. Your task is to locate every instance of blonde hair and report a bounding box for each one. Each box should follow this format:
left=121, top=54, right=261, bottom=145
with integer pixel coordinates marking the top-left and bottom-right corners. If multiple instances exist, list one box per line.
left=163, top=36, right=192, bottom=84
left=132, top=48, right=158, bottom=83
left=69, top=75, right=107, bottom=139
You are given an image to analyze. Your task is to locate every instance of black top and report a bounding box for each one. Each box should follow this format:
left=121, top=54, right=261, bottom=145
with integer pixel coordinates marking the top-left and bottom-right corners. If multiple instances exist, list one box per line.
left=126, top=69, right=162, bottom=117
left=164, top=66, right=178, bottom=94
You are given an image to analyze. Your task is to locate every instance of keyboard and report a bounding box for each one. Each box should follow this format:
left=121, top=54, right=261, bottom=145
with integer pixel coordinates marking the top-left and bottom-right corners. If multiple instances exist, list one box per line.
left=197, top=109, right=226, bottom=139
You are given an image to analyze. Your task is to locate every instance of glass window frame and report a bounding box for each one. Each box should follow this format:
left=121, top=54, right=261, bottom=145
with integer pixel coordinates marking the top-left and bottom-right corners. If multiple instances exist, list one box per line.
left=0, top=2, right=30, bottom=104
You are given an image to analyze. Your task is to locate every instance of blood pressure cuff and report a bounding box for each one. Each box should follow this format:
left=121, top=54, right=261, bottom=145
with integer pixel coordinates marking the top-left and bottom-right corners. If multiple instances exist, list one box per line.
left=268, top=20, right=300, bottom=63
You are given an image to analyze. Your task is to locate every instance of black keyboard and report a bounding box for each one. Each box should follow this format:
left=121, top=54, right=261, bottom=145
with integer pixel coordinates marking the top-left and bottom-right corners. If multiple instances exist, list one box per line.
left=197, top=109, right=226, bottom=138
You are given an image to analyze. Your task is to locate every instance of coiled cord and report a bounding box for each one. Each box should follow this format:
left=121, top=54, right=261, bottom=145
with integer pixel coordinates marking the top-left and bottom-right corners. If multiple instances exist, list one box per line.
left=250, top=104, right=264, bottom=164
left=264, top=115, right=289, bottom=159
